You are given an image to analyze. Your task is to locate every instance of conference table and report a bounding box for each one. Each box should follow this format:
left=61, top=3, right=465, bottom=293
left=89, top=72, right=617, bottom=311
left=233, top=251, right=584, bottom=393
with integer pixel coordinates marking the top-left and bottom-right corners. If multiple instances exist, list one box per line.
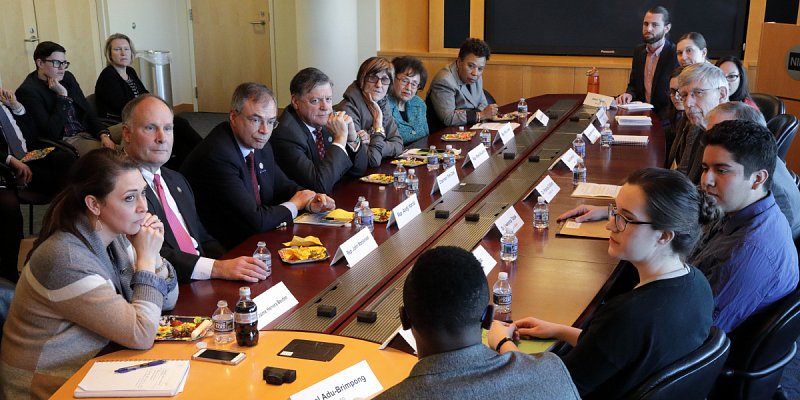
left=52, top=94, right=664, bottom=398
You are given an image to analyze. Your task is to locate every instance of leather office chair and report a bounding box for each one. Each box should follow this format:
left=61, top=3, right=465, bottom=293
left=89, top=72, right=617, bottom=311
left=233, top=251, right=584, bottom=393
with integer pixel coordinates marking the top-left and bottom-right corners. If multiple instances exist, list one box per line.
left=767, top=114, right=798, bottom=161
left=86, top=93, right=121, bottom=128
left=709, top=289, right=800, bottom=400
left=621, top=327, right=730, bottom=400
left=751, top=93, right=785, bottom=123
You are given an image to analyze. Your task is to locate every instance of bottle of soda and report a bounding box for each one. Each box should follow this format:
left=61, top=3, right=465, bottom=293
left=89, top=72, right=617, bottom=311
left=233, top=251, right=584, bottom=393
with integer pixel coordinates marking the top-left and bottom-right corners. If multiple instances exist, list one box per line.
left=533, top=196, right=549, bottom=229
left=427, top=145, right=439, bottom=171
left=493, top=272, right=512, bottom=321
left=234, top=287, right=258, bottom=346
left=253, top=241, right=271, bottom=278
left=212, top=300, right=234, bottom=344
left=405, top=168, right=419, bottom=197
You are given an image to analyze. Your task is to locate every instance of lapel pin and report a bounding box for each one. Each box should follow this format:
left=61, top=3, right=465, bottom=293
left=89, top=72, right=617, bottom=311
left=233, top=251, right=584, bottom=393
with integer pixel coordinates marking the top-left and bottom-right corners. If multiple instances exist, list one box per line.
left=327, top=136, right=332, bottom=143
left=259, top=162, right=264, bottom=170
left=176, top=186, right=182, bottom=193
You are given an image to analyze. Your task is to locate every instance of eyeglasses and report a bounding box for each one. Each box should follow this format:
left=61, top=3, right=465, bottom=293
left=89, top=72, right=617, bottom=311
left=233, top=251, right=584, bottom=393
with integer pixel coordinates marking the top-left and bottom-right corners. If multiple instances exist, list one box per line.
left=675, top=87, right=719, bottom=102
left=365, top=75, right=391, bottom=85
left=44, top=59, right=70, bottom=69
left=609, top=205, right=653, bottom=232
left=396, top=76, right=420, bottom=90
left=669, top=88, right=680, bottom=98
left=302, top=96, right=333, bottom=106
left=242, top=114, right=279, bottom=129
left=725, top=73, right=740, bottom=82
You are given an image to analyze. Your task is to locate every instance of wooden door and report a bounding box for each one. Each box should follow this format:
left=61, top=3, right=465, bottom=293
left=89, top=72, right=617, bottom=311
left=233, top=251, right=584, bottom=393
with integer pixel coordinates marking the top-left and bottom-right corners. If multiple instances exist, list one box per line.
left=0, top=0, right=38, bottom=89
left=191, top=0, right=272, bottom=112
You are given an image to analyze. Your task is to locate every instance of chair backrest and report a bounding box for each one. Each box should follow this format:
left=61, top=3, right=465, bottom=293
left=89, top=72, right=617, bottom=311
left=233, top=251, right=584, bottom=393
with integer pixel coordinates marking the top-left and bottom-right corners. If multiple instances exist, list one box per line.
left=622, top=326, right=730, bottom=400
left=766, top=114, right=799, bottom=161
left=751, top=93, right=785, bottom=123
left=424, top=93, right=445, bottom=133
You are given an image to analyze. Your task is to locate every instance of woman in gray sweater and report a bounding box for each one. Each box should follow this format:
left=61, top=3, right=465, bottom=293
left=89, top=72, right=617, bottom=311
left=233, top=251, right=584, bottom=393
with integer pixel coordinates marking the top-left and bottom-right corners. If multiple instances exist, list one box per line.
left=1, top=148, right=178, bottom=399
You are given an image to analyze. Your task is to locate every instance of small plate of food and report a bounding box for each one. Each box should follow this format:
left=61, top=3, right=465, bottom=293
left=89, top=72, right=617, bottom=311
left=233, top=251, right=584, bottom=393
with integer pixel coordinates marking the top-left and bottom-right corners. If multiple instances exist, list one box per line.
left=156, top=316, right=212, bottom=341
left=278, top=246, right=329, bottom=264
left=360, top=173, right=394, bottom=185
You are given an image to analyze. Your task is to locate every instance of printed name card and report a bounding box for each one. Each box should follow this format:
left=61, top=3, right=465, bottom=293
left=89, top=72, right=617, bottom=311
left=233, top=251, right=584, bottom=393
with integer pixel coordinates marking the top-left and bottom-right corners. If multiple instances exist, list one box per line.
left=463, top=143, right=490, bottom=168
left=492, top=122, right=515, bottom=145
left=253, top=281, right=299, bottom=329
left=582, top=124, right=601, bottom=144
left=549, top=148, right=580, bottom=171
left=379, top=326, right=418, bottom=353
left=388, top=194, right=421, bottom=230
left=472, top=245, right=497, bottom=276
left=533, top=175, right=561, bottom=203
left=494, top=206, right=524, bottom=235
left=595, top=106, right=609, bottom=125
left=290, top=360, right=383, bottom=400
left=331, top=228, right=378, bottom=267
left=583, top=92, right=615, bottom=108
left=532, top=109, right=549, bottom=126
left=431, top=166, right=459, bottom=195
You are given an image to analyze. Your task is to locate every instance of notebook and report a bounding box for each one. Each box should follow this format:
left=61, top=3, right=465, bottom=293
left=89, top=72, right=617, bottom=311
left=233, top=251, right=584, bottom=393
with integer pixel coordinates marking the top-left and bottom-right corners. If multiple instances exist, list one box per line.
left=74, top=360, right=190, bottom=398
left=571, top=182, right=621, bottom=199
left=611, top=135, right=649, bottom=146
left=615, top=115, right=652, bottom=126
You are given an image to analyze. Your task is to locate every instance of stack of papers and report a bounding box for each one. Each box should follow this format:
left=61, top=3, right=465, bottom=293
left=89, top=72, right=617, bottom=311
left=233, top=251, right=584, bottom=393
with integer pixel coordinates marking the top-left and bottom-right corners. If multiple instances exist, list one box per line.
left=571, top=182, right=621, bottom=199
left=470, top=122, right=520, bottom=131
left=612, top=135, right=649, bottom=146
left=75, top=360, right=190, bottom=398
left=615, top=115, right=652, bottom=126
left=556, top=219, right=611, bottom=239
left=618, top=101, right=654, bottom=111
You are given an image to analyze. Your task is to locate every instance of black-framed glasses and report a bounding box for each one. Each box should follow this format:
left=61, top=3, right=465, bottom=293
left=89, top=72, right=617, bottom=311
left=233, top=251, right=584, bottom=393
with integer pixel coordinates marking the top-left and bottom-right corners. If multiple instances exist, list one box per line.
left=44, top=59, right=70, bottom=69
left=669, top=88, right=680, bottom=98
left=365, top=75, right=390, bottom=85
left=725, top=73, right=740, bottom=82
left=675, top=87, right=719, bottom=102
left=609, top=204, right=653, bottom=232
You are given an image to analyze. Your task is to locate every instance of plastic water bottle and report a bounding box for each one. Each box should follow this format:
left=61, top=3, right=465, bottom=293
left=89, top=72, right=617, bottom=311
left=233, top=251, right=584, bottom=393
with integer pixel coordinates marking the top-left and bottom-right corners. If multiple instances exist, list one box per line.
left=600, top=123, right=613, bottom=148
left=480, top=127, right=492, bottom=148
left=353, top=195, right=366, bottom=229
left=427, top=145, right=439, bottom=171
left=517, top=97, right=528, bottom=117
left=493, top=272, right=512, bottom=318
left=500, top=228, right=518, bottom=262
left=573, top=133, right=586, bottom=159
left=405, top=168, right=419, bottom=197
left=533, top=196, right=549, bottom=229
left=360, top=201, right=374, bottom=232
left=234, top=287, right=258, bottom=346
left=443, top=145, right=456, bottom=169
left=393, top=162, right=407, bottom=189
left=212, top=300, right=234, bottom=344
left=573, top=156, right=587, bottom=186
left=253, top=241, right=271, bottom=278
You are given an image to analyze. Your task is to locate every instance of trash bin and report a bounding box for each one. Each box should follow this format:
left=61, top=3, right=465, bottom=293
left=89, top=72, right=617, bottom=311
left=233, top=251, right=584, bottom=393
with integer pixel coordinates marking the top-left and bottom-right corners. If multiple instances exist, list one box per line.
left=135, top=50, right=173, bottom=106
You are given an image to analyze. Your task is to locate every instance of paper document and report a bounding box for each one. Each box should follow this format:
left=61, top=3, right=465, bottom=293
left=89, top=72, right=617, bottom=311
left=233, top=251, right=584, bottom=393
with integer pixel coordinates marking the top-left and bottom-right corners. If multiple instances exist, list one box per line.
left=617, top=101, right=654, bottom=111
left=470, top=122, right=520, bottom=131
left=615, top=115, right=652, bottom=126
left=556, top=219, right=611, bottom=239
left=611, top=135, right=649, bottom=146
left=571, top=182, right=621, bottom=199
left=75, top=360, right=190, bottom=398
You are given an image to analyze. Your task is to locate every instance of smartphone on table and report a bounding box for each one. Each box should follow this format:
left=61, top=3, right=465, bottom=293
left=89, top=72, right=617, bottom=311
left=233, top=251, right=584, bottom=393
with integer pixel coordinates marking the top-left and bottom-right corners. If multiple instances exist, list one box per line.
left=191, top=348, right=246, bottom=365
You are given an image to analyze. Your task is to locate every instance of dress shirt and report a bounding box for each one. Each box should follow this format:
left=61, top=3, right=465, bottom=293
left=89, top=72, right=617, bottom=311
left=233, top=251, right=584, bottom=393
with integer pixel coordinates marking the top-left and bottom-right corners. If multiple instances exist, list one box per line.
left=235, top=141, right=298, bottom=218
left=2, top=104, right=28, bottom=165
left=302, top=121, right=348, bottom=155
left=644, top=42, right=664, bottom=103
left=140, top=168, right=215, bottom=280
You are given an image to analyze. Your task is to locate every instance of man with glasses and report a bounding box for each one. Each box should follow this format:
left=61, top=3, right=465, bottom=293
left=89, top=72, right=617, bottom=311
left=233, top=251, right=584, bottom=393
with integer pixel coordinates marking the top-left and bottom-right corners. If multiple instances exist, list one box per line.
left=668, top=62, right=728, bottom=183
left=272, top=68, right=367, bottom=194
left=182, top=83, right=335, bottom=249
left=616, top=6, right=679, bottom=121
left=428, top=38, right=499, bottom=129
left=16, top=41, right=114, bottom=156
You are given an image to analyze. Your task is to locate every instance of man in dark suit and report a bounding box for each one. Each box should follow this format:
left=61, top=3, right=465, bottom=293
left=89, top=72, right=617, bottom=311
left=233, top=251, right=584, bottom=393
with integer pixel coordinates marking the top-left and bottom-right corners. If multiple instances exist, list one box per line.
left=15, top=41, right=114, bottom=156
left=122, top=94, right=269, bottom=282
left=616, top=6, right=679, bottom=120
left=271, top=68, right=368, bottom=194
left=182, top=83, right=335, bottom=249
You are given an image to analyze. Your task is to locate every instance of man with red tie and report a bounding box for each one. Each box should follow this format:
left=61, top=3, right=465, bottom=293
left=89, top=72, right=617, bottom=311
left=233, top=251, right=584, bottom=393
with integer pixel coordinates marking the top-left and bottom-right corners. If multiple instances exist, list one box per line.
left=181, top=83, right=335, bottom=249
left=122, top=94, right=269, bottom=282
left=271, top=68, right=368, bottom=194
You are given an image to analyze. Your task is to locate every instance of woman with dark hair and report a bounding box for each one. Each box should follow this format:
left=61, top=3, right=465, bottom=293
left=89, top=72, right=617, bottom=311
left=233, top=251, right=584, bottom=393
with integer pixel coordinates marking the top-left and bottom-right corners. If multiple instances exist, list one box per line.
left=1, top=148, right=178, bottom=399
left=388, top=56, right=430, bottom=145
left=715, top=56, right=758, bottom=109
left=664, top=65, right=687, bottom=163
left=489, top=168, right=716, bottom=399
left=676, top=32, right=708, bottom=66
left=335, top=57, right=404, bottom=166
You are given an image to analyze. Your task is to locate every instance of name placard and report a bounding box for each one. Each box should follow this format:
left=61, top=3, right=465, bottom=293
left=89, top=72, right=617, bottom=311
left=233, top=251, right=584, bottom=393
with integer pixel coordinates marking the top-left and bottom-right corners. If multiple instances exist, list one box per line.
left=492, top=122, right=515, bottom=145
left=379, top=326, right=417, bottom=354
left=253, top=281, right=299, bottom=329
left=533, top=175, right=560, bottom=203
left=582, top=124, right=601, bottom=144
left=595, top=106, right=609, bottom=125
left=583, top=92, right=615, bottom=108
left=388, top=194, right=421, bottom=230
left=494, top=206, right=524, bottom=235
left=464, top=143, right=490, bottom=169
left=549, top=148, right=580, bottom=171
left=290, top=360, right=383, bottom=400
left=431, top=166, right=459, bottom=195
left=472, top=245, right=497, bottom=276
left=330, top=228, right=378, bottom=267
left=533, top=109, right=549, bottom=126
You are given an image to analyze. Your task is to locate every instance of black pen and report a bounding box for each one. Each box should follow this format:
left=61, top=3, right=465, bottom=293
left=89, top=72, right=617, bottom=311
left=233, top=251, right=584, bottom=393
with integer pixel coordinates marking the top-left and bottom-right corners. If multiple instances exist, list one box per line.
left=114, top=360, right=166, bottom=373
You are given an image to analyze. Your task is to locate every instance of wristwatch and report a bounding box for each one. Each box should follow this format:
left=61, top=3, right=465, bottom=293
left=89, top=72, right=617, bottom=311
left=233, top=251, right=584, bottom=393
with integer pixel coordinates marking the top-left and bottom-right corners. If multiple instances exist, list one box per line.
left=372, top=126, right=385, bottom=135
left=495, top=336, right=513, bottom=352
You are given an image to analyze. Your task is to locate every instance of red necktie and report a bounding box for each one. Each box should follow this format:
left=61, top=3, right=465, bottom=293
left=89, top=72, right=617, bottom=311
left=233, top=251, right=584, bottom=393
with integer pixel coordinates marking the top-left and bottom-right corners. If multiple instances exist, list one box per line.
left=246, top=151, right=262, bottom=204
left=153, top=173, right=197, bottom=255
left=315, top=129, right=326, bottom=159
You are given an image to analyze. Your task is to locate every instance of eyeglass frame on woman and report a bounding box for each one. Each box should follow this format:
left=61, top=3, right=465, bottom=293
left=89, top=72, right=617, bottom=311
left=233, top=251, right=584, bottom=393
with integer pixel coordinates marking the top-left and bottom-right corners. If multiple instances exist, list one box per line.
left=395, top=75, right=420, bottom=90
left=724, top=73, right=740, bottom=82
left=365, top=74, right=391, bottom=85
left=608, top=204, right=653, bottom=232
left=675, top=87, right=719, bottom=103
left=43, top=59, right=70, bottom=69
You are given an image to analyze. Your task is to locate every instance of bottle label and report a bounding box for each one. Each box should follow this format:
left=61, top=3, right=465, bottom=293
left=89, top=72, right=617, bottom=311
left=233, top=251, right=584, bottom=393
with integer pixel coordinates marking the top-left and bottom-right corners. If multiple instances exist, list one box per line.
left=214, top=318, right=233, bottom=332
left=235, top=312, right=258, bottom=324
left=361, top=215, right=373, bottom=226
left=493, top=292, right=512, bottom=305
left=502, top=243, right=518, bottom=254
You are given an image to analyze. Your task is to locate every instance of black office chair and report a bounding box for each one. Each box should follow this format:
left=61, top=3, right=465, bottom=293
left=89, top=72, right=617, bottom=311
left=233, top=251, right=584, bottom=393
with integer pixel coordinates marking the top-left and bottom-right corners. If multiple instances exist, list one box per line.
left=86, top=93, right=121, bottom=128
left=425, top=88, right=498, bottom=133
left=767, top=114, right=798, bottom=161
left=709, top=289, right=800, bottom=400
left=751, top=93, right=785, bottom=123
left=621, top=327, right=730, bottom=400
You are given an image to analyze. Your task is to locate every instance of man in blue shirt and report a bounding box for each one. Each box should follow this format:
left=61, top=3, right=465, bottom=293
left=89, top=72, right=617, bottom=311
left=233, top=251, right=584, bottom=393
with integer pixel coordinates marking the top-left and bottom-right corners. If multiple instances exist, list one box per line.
left=690, top=120, right=798, bottom=332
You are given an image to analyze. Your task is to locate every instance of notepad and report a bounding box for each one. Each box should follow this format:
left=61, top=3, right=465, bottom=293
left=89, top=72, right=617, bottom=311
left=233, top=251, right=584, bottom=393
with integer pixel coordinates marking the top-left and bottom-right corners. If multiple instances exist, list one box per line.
left=612, top=135, right=649, bottom=146
left=556, top=219, right=611, bottom=239
left=617, top=101, right=654, bottom=111
left=615, top=115, right=652, bottom=126
left=571, top=182, right=621, bottom=199
left=75, top=360, right=189, bottom=398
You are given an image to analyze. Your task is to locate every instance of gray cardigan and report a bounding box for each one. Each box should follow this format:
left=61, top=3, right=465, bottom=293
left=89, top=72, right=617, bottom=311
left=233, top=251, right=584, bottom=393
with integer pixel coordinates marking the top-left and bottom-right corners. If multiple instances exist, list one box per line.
left=336, top=82, right=404, bottom=167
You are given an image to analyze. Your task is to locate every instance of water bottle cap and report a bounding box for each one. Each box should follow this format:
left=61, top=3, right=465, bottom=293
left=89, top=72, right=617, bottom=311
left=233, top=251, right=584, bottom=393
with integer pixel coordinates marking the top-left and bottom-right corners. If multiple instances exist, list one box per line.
left=519, top=98, right=525, bottom=101
left=257, top=241, right=266, bottom=247
left=217, top=300, right=228, bottom=307
left=445, top=144, right=453, bottom=150
left=362, top=201, right=370, bottom=207
left=429, top=145, right=436, bottom=150
left=576, top=133, right=582, bottom=139
left=498, top=272, right=508, bottom=280
left=239, top=287, right=251, bottom=296
left=537, top=196, right=545, bottom=203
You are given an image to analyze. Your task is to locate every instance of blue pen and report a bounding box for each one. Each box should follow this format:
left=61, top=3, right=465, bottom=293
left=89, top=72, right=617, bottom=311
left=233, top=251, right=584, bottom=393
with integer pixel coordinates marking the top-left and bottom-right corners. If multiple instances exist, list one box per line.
left=114, top=360, right=167, bottom=373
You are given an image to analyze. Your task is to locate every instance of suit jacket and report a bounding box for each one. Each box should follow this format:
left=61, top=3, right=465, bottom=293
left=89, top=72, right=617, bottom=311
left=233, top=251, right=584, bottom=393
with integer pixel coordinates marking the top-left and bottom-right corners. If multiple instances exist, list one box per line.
left=144, top=167, right=225, bottom=283
left=181, top=122, right=300, bottom=249
left=0, top=104, right=33, bottom=161
left=271, top=105, right=367, bottom=194
left=94, top=65, right=148, bottom=120
left=335, top=82, right=404, bottom=167
left=624, top=40, right=679, bottom=120
left=16, top=71, right=106, bottom=147
left=428, top=61, right=489, bottom=127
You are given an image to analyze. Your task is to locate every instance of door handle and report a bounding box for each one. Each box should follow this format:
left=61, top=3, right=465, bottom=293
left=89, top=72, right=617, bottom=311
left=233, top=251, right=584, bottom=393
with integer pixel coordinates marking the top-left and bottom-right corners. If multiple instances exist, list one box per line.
left=249, top=20, right=266, bottom=26
left=24, top=36, right=39, bottom=43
